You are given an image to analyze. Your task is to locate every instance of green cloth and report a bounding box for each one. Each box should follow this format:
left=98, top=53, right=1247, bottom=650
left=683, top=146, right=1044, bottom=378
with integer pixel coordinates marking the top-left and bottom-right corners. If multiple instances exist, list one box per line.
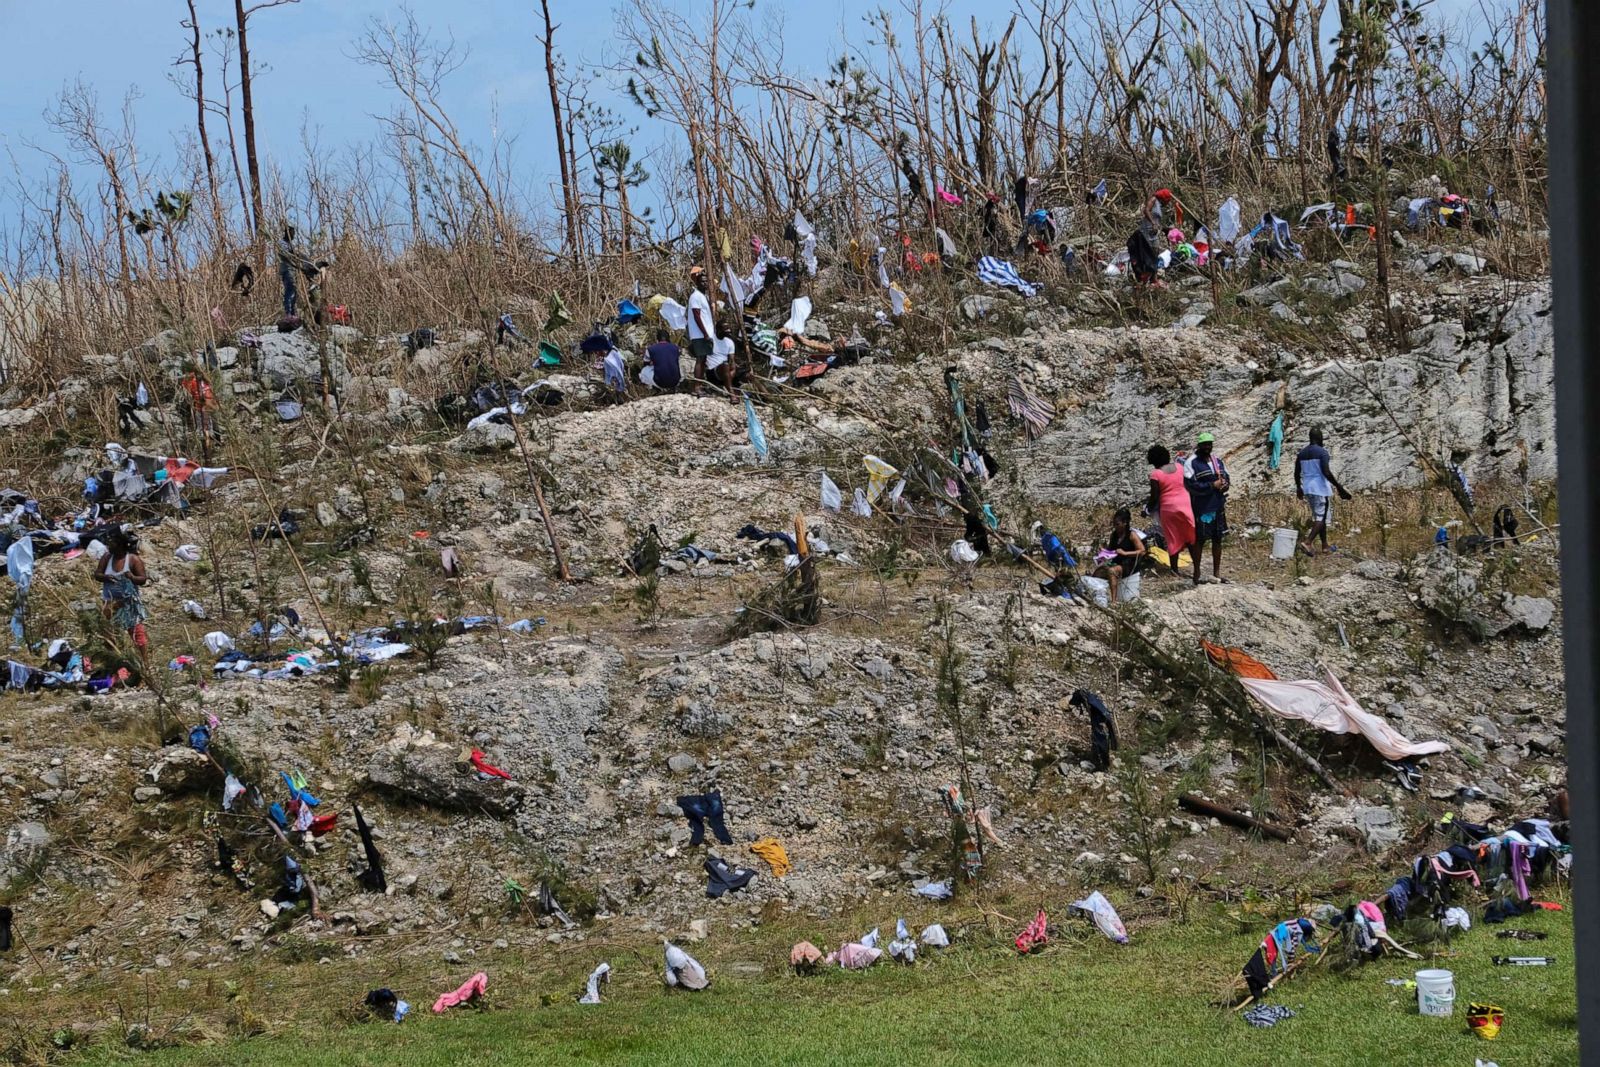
left=538, top=340, right=562, bottom=367
left=544, top=290, right=572, bottom=333
left=1267, top=412, right=1285, bottom=471
left=108, top=578, right=147, bottom=630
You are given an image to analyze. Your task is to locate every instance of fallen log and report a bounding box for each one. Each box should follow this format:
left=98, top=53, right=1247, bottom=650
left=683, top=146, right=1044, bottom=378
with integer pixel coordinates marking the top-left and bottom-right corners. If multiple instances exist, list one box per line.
left=1178, top=793, right=1293, bottom=842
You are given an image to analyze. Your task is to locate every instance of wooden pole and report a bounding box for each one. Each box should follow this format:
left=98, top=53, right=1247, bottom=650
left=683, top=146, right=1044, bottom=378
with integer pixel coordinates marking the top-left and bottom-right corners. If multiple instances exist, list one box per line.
left=1178, top=793, right=1293, bottom=842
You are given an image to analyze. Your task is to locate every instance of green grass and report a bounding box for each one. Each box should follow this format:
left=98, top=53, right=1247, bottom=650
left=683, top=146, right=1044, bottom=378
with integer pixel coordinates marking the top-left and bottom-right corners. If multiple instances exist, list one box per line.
left=51, top=903, right=1575, bottom=1066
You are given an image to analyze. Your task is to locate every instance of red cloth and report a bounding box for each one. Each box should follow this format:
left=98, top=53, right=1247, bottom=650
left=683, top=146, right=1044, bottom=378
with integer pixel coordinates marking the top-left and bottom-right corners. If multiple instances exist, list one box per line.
left=1015, top=909, right=1049, bottom=953
left=1150, top=466, right=1195, bottom=555
left=309, top=813, right=338, bottom=837
left=164, top=458, right=200, bottom=485
left=1153, top=188, right=1183, bottom=225
left=470, top=750, right=512, bottom=780
left=181, top=376, right=216, bottom=410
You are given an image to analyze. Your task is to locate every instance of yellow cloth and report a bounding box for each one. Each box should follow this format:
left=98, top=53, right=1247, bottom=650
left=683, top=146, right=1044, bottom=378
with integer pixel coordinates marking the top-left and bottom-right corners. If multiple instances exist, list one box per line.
left=1148, top=545, right=1192, bottom=569
left=749, top=837, right=791, bottom=878
left=863, top=455, right=898, bottom=504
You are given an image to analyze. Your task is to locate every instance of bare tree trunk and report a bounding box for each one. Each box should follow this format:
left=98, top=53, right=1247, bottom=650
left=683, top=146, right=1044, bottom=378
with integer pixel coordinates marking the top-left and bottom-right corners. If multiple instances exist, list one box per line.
left=234, top=0, right=263, bottom=238
left=539, top=0, right=580, bottom=257
left=183, top=0, right=225, bottom=240
left=617, top=177, right=632, bottom=272
left=1366, top=77, right=1395, bottom=338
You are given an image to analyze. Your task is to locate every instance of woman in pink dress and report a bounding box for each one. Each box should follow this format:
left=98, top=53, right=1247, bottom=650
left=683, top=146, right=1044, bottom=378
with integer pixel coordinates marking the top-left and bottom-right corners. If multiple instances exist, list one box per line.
left=1147, top=444, right=1195, bottom=577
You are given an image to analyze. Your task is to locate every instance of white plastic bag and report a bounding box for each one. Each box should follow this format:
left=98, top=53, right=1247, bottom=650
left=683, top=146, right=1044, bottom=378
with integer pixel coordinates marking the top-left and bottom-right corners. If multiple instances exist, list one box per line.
left=820, top=473, right=842, bottom=512
left=889, top=919, right=917, bottom=961
left=1079, top=575, right=1110, bottom=607
left=919, top=923, right=950, bottom=948
left=663, top=941, right=708, bottom=990
left=579, top=962, right=611, bottom=1004
left=950, top=540, right=979, bottom=564
left=852, top=488, right=872, bottom=517
left=1218, top=197, right=1242, bottom=243
left=204, top=631, right=235, bottom=656
left=1072, top=890, right=1130, bottom=944
left=783, top=296, right=813, bottom=335
left=657, top=298, right=688, bottom=331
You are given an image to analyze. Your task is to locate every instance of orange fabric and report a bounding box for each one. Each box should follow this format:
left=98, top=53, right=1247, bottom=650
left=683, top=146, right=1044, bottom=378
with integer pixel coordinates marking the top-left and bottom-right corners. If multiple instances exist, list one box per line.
left=182, top=375, right=216, bottom=410
left=1201, top=640, right=1277, bottom=680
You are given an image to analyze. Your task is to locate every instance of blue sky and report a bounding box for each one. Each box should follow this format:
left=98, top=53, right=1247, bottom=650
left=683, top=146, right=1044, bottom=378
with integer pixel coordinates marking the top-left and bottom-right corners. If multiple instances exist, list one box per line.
left=0, top=0, right=1492, bottom=227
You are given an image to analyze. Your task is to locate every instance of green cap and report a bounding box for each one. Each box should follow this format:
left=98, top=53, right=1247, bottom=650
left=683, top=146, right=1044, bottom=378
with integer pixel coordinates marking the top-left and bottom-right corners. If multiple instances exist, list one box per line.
left=1197, top=432, right=1215, bottom=444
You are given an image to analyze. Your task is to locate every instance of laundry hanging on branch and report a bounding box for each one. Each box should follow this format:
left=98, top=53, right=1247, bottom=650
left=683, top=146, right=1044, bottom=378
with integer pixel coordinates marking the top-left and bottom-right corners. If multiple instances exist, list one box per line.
left=1238, top=669, right=1451, bottom=762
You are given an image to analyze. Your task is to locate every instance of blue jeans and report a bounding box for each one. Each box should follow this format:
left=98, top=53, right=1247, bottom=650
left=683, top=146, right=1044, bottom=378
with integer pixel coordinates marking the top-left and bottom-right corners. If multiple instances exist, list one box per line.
left=279, top=262, right=298, bottom=317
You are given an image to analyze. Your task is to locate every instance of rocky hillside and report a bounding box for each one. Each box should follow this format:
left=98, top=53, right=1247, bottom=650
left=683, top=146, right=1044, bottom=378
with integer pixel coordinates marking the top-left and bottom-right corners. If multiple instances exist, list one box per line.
left=0, top=254, right=1567, bottom=997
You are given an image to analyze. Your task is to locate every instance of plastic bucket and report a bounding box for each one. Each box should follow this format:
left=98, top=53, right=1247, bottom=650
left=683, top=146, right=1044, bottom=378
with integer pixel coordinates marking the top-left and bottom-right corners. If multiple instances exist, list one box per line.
left=1270, top=528, right=1299, bottom=560
left=1416, top=969, right=1455, bottom=1017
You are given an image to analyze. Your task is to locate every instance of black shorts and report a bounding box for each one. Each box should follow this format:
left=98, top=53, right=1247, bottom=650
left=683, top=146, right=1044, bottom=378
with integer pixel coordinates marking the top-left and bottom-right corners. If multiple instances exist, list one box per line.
left=689, top=338, right=714, bottom=361
left=1195, top=509, right=1227, bottom=544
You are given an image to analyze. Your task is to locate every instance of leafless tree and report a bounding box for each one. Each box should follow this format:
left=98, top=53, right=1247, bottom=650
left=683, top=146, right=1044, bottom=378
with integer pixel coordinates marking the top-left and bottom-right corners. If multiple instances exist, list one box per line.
left=233, top=0, right=300, bottom=238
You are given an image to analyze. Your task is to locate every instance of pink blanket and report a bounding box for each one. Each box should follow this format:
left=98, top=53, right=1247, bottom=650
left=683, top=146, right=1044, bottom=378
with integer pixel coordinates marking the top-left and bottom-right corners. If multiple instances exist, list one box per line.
left=1239, top=669, right=1450, bottom=761
left=432, top=971, right=487, bottom=1013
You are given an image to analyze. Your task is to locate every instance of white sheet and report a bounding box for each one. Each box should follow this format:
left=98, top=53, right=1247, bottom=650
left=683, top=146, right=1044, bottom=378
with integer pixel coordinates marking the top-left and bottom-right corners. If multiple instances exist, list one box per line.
left=1239, top=668, right=1450, bottom=761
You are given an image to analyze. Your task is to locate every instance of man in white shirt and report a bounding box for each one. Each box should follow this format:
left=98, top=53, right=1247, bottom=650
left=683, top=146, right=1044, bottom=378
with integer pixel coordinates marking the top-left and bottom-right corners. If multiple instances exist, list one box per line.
left=681, top=267, right=732, bottom=399
left=1295, top=426, right=1352, bottom=555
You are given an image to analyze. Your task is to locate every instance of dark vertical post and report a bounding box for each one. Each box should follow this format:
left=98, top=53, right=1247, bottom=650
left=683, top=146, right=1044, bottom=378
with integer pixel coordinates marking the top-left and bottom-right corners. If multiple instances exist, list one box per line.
left=1547, top=3, right=1600, bottom=1057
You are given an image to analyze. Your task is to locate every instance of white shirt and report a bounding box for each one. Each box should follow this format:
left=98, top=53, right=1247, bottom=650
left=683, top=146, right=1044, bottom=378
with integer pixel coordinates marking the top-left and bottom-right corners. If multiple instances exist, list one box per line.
left=687, top=290, right=716, bottom=342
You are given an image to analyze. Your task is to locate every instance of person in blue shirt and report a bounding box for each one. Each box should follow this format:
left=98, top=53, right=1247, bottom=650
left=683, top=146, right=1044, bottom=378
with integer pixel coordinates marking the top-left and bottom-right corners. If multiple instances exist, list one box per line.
left=1183, top=432, right=1230, bottom=583
left=642, top=331, right=682, bottom=391
left=1295, top=427, right=1352, bottom=555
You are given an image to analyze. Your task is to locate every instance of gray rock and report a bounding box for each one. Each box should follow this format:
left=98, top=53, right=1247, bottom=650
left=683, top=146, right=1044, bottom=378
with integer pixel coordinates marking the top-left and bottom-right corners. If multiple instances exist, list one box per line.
left=366, top=730, right=523, bottom=818
left=133, top=786, right=163, bottom=803
left=857, top=657, right=893, bottom=683
left=0, top=821, right=50, bottom=880
left=1502, top=595, right=1554, bottom=632
left=959, top=295, right=1000, bottom=321
left=145, top=746, right=213, bottom=795
left=1527, top=734, right=1562, bottom=756
left=1354, top=806, right=1401, bottom=852
left=678, top=701, right=732, bottom=739
left=667, top=752, right=699, bottom=774
left=451, top=421, right=518, bottom=453
left=1013, top=285, right=1562, bottom=508
left=257, top=330, right=350, bottom=390
left=1238, top=279, right=1292, bottom=307
left=1302, top=267, right=1366, bottom=299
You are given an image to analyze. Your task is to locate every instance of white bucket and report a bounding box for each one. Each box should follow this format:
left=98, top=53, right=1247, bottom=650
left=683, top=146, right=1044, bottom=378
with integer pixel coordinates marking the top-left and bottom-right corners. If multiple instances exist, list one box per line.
left=1416, top=969, right=1455, bottom=1017
left=1117, top=571, right=1142, bottom=603
left=1270, top=528, right=1299, bottom=560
